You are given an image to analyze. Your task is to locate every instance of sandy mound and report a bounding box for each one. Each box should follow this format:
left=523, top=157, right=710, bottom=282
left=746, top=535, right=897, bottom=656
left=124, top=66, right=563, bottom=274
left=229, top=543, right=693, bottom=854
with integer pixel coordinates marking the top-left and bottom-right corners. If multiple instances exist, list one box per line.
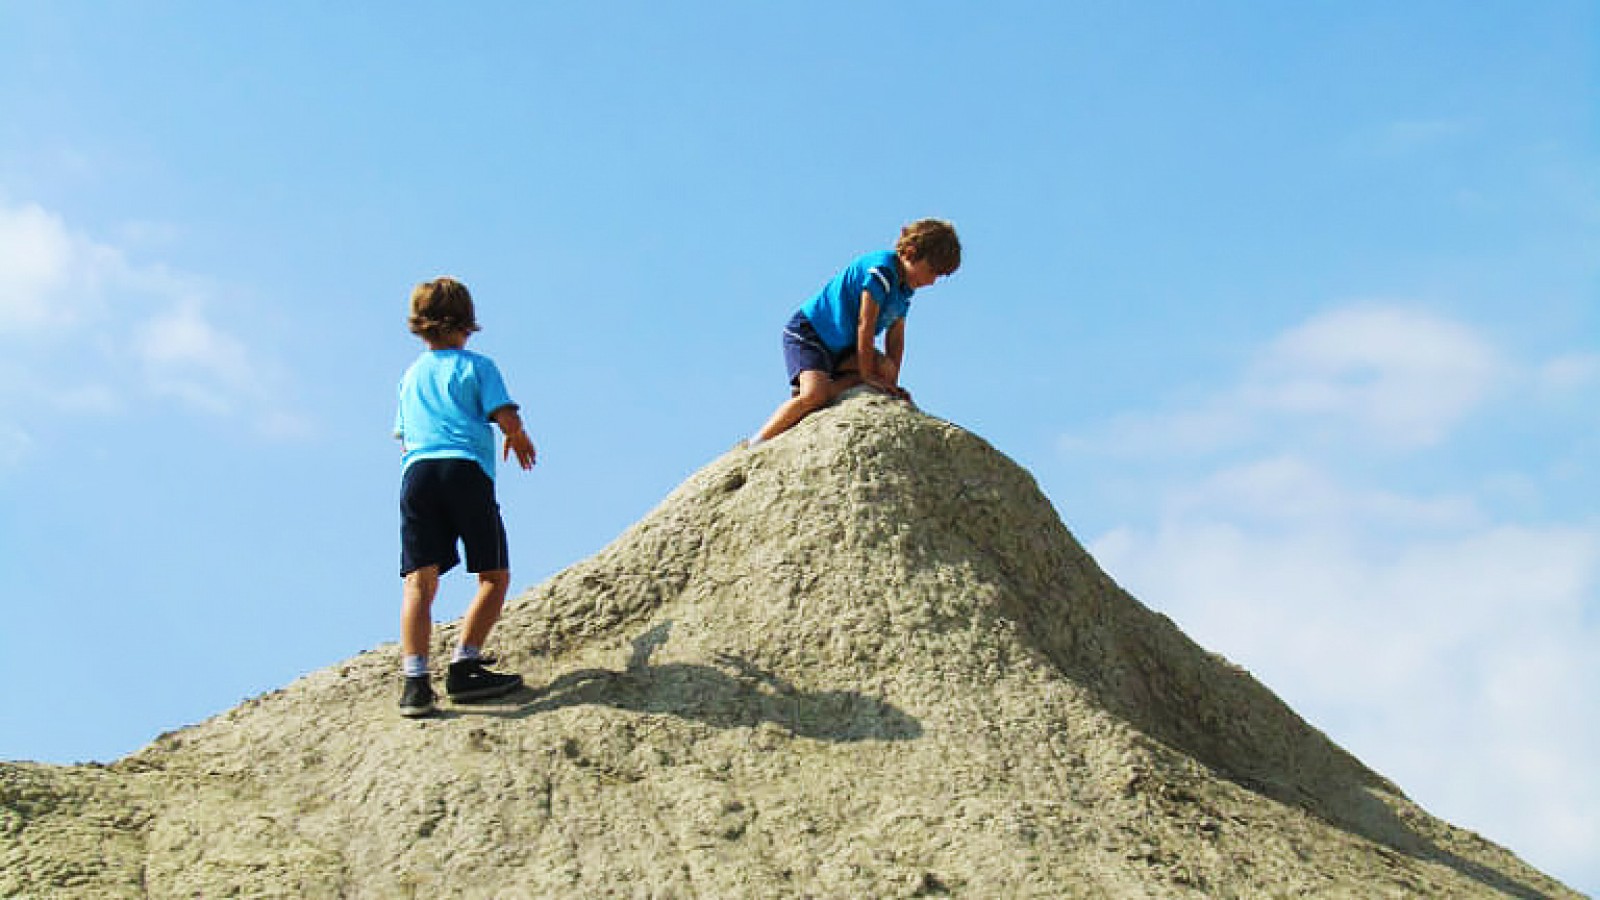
left=2, top=392, right=1579, bottom=898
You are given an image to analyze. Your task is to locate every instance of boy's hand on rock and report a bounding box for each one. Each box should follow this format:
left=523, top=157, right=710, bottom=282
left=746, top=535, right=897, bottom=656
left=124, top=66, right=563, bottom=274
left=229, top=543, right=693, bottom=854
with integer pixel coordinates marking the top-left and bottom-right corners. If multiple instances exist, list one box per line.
left=865, top=378, right=913, bottom=405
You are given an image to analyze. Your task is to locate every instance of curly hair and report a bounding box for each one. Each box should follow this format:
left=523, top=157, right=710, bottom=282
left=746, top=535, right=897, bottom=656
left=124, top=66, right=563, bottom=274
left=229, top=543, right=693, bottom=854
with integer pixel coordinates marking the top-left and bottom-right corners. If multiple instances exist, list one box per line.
left=408, top=277, right=480, bottom=340
left=896, top=219, right=961, bottom=276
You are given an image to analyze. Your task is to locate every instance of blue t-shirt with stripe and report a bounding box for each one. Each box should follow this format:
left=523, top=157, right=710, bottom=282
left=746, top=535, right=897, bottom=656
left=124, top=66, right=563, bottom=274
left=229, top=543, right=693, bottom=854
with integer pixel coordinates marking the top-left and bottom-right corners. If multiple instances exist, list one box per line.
left=798, top=250, right=914, bottom=353
left=394, top=348, right=517, bottom=480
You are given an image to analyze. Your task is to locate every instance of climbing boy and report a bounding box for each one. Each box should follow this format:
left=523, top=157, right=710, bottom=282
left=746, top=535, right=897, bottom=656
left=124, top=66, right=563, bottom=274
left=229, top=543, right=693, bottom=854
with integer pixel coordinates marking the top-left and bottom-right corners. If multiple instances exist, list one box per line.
left=751, top=218, right=961, bottom=444
left=393, top=277, right=537, bottom=717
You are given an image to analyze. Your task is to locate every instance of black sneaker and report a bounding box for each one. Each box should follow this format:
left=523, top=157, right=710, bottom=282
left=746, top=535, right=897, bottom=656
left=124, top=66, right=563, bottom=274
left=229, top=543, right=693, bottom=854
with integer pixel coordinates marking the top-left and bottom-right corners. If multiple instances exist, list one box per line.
left=446, top=657, right=523, bottom=702
left=399, top=676, right=435, bottom=718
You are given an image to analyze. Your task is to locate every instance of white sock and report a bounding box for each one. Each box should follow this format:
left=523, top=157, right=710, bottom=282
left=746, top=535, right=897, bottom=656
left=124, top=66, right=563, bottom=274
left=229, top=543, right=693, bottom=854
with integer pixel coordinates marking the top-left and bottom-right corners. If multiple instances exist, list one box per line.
left=747, top=434, right=765, bottom=448
left=403, top=654, right=429, bottom=679
left=453, top=643, right=481, bottom=663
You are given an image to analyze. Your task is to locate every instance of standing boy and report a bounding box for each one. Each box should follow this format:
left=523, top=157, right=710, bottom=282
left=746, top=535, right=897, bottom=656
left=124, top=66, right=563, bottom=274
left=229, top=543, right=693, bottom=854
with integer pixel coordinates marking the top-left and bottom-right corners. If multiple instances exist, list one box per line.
left=393, top=277, right=537, bottom=717
left=751, top=219, right=961, bottom=444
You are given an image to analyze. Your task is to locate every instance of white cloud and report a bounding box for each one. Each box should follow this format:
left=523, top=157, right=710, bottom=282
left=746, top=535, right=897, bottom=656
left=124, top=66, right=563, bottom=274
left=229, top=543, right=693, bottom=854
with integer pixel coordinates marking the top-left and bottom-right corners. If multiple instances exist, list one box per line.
left=136, top=303, right=260, bottom=415
left=1060, top=403, right=1253, bottom=458
left=1067, top=302, right=1600, bottom=890
left=1536, top=352, right=1600, bottom=393
left=1090, top=509, right=1600, bottom=889
left=1168, top=456, right=1483, bottom=531
left=1063, top=304, right=1510, bottom=456
left=0, top=198, right=308, bottom=447
left=0, top=202, right=85, bottom=331
left=1243, top=305, right=1505, bottom=447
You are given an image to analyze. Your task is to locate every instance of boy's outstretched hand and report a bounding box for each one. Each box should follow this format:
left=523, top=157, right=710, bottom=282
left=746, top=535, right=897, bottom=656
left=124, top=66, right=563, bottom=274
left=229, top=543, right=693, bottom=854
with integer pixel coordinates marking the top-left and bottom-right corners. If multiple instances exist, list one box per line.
left=503, top=430, right=536, bottom=470
left=492, top=406, right=538, bottom=470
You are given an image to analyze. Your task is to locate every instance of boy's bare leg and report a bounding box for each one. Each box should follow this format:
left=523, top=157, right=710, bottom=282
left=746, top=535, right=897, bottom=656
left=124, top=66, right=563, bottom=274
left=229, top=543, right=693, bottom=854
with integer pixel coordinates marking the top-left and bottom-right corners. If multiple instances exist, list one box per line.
left=402, top=566, right=440, bottom=657
left=460, top=569, right=511, bottom=650
left=445, top=568, right=522, bottom=701
left=827, top=367, right=863, bottom=398
left=755, top=370, right=834, bottom=441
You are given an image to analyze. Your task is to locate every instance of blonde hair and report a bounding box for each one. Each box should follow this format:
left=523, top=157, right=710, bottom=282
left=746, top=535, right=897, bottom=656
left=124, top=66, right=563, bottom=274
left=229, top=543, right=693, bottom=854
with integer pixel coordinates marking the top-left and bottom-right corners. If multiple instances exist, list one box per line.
left=896, top=219, right=961, bottom=275
left=408, top=277, right=480, bottom=340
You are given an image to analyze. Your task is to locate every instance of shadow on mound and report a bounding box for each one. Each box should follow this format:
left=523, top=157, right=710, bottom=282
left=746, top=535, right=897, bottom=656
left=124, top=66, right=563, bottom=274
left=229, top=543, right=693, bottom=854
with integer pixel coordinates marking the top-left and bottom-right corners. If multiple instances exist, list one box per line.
left=452, top=623, right=922, bottom=743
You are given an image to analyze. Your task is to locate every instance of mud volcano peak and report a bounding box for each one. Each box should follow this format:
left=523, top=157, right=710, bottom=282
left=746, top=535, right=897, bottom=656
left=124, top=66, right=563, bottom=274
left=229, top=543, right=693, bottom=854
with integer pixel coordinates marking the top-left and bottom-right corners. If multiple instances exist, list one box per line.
left=1, top=392, right=1579, bottom=897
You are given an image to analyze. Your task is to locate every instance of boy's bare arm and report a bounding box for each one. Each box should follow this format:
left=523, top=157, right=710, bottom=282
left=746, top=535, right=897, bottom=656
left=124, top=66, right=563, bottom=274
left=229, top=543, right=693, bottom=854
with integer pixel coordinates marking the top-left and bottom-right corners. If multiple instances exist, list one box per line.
left=490, top=406, right=537, bottom=470
left=856, top=291, right=886, bottom=386
left=881, top=318, right=912, bottom=403
left=884, top=318, right=906, bottom=380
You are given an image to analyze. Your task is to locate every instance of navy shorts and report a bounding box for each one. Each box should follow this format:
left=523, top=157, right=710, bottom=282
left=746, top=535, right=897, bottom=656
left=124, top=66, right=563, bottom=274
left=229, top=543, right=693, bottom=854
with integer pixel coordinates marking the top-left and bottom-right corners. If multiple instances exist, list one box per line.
left=782, top=312, right=856, bottom=386
left=400, top=458, right=509, bottom=577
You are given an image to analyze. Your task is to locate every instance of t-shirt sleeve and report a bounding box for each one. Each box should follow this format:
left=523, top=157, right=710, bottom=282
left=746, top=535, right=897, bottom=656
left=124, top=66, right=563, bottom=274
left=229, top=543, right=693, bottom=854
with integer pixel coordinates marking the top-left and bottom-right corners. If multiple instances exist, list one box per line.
left=475, top=357, right=517, bottom=421
left=865, top=265, right=894, bottom=303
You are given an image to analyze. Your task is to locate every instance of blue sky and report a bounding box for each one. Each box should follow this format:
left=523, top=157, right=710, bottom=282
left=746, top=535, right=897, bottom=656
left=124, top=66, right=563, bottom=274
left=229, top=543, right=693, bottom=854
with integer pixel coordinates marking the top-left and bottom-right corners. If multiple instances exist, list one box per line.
left=1, top=1, right=1595, bottom=892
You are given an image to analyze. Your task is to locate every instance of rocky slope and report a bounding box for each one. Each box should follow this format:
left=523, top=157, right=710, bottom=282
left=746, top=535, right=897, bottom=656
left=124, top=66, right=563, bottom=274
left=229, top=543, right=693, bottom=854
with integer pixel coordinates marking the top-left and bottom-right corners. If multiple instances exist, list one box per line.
left=1, top=392, right=1581, bottom=898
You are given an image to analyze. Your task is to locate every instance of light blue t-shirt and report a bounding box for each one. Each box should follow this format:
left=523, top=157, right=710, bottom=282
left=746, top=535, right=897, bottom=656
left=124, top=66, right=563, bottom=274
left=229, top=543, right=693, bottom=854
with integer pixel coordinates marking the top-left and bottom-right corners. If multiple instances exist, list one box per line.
left=394, top=349, right=517, bottom=480
left=798, top=249, right=915, bottom=353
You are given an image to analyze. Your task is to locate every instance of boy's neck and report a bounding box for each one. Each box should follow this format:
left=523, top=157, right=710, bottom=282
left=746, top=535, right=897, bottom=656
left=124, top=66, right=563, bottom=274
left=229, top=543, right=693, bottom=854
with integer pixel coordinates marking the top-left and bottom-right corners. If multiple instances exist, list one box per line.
left=425, top=332, right=470, bottom=351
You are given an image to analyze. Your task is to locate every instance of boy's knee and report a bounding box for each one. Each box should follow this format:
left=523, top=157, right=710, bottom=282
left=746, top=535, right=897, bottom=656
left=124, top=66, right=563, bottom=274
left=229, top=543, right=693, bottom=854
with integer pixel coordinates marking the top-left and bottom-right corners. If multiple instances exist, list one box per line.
left=404, top=566, right=440, bottom=591
left=793, top=384, right=829, bottom=410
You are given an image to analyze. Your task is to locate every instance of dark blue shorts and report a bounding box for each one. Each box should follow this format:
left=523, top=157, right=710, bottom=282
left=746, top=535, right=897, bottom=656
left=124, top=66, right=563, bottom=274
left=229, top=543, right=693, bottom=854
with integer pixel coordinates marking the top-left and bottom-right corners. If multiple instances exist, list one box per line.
left=782, top=312, right=856, bottom=386
left=400, top=458, right=509, bottom=577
